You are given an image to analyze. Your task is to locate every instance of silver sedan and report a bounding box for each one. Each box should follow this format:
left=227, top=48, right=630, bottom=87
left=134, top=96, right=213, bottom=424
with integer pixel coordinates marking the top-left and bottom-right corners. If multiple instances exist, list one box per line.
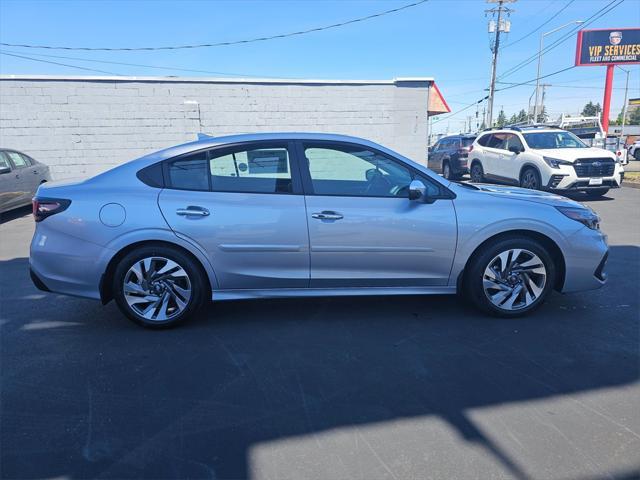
left=0, top=149, right=51, bottom=214
left=29, top=133, right=608, bottom=328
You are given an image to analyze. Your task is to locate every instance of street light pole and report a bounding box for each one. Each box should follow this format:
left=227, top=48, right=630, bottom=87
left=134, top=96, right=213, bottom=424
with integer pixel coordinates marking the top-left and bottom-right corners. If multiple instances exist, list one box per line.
left=617, top=66, right=630, bottom=150
left=533, top=20, right=583, bottom=123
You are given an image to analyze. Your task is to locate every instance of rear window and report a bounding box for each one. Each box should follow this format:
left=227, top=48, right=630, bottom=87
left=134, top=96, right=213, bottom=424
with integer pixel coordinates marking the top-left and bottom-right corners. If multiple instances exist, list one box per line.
left=477, top=134, right=492, bottom=147
left=461, top=137, right=476, bottom=147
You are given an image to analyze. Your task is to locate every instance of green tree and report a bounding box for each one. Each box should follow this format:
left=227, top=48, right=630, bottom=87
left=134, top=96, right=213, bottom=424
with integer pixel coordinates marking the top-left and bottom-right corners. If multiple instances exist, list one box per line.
left=629, top=107, right=640, bottom=125
left=496, top=109, right=507, bottom=127
left=508, top=113, right=518, bottom=125
left=516, top=109, right=528, bottom=123
left=581, top=101, right=602, bottom=117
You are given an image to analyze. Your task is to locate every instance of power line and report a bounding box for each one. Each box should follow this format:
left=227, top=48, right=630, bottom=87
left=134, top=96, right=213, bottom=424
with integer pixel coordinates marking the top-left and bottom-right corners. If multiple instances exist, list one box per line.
left=0, top=49, right=277, bottom=78
left=500, top=0, right=575, bottom=49
left=496, top=65, right=576, bottom=91
left=0, top=0, right=430, bottom=51
left=498, top=0, right=624, bottom=81
left=0, top=51, right=121, bottom=75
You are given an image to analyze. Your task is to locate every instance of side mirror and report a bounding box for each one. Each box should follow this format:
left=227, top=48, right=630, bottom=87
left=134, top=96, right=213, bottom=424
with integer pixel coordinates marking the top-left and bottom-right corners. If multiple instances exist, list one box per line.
left=508, top=145, right=523, bottom=154
left=0, top=166, right=11, bottom=175
left=409, top=179, right=427, bottom=200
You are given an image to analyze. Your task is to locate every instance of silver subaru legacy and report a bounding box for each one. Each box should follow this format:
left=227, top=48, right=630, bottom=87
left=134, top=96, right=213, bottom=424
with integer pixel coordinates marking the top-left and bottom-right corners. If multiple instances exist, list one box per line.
left=30, top=133, right=608, bottom=328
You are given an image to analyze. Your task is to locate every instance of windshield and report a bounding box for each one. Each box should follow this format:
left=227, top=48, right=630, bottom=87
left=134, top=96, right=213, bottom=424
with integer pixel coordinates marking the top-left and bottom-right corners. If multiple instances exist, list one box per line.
left=523, top=131, right=587, bottom=150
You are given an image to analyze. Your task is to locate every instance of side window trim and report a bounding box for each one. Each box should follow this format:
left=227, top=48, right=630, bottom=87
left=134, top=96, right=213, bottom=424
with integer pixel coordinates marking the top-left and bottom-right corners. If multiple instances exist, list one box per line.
left=294, top=140, right=454, bottom=200
left=162, top=140, right=304, bottom=195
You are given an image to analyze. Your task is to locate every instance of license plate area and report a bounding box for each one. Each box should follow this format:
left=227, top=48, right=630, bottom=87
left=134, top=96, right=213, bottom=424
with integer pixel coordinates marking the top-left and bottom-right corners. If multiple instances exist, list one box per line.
left=589, top=178, right=603, bottom=186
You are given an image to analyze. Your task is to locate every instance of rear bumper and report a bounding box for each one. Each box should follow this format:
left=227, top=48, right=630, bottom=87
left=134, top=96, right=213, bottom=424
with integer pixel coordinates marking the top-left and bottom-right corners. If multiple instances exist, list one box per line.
left=30, top=224, right=109, bottom=300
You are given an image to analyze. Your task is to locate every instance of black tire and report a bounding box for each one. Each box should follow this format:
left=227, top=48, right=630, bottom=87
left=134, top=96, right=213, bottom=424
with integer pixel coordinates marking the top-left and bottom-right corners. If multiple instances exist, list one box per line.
left=585, top=188, right=610, bottom=197
left=520, top=167, right=541, bottom=190
left=470, top=162, right=484, bottom=183
left=442, top=160, right=459, bottom=180
left=464, top=236, right=556, bottom=318
left=112, top=245, right=207, bottom=328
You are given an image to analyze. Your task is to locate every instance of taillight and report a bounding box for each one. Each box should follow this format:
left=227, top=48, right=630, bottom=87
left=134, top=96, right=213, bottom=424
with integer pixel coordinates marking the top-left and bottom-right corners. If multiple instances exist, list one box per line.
left=617, top=151, right=621, bottom=157
left=32, top=198, right=71, bottom=222
left=469, top=145, right=474, bottom=152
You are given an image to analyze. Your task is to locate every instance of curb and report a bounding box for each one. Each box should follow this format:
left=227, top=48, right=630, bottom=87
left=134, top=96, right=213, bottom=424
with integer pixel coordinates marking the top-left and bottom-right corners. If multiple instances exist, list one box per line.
left=622, top=182, right=640, bottom=190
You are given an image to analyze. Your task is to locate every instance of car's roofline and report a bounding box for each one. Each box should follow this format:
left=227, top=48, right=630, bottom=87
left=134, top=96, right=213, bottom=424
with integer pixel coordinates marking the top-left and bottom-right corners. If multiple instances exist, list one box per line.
left=89, top=131, right=450, bottom=189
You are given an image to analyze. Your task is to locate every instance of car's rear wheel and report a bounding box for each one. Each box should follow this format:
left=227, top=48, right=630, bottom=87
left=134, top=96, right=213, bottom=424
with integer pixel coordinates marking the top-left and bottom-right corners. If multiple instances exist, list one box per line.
left=520, top=167, right=541, bottom=190
left=470, top=162, right=484, bottom=183
left=442, top=161, right=459, bottom=180
left=586, top=188, right=610, bottom=198
left=465, top=237, right=555, bottom=317
left=113, top=245, right=206, bottom=328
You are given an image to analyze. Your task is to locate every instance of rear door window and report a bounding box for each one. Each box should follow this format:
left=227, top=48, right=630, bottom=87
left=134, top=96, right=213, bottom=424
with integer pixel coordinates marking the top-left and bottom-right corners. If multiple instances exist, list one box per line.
left=166, top=143, right=295, bottom=194
left=477, top=134, right=492, bottom=147
left=6, top=152, right=30, bottom=168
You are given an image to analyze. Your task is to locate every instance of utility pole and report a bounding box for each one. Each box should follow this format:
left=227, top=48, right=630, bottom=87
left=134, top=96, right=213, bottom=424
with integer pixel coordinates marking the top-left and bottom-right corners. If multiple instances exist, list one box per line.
left=486, top=0, right=515, bottom=128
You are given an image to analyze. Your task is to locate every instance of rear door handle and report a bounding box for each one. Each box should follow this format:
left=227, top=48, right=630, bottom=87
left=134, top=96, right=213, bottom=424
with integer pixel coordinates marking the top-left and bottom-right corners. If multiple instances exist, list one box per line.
left=312, top=211, right=343, bottom=220
left=176, top=206, right=210, bottom=217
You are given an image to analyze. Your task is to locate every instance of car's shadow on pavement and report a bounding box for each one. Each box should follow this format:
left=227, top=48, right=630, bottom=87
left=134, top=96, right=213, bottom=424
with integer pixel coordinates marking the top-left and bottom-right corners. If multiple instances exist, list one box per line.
left=0, top=205, right=32, bottom=224
left=1, top=246, right=639, bottom=479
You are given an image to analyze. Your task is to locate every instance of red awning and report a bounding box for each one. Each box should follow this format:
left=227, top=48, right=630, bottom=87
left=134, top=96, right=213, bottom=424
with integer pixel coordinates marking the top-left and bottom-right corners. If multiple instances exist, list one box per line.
left=429, top=82, right=451, bottom=116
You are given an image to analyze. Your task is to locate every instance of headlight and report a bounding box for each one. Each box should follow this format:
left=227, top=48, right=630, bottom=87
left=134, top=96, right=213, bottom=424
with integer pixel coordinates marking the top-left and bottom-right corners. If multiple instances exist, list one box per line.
left=543, top=156, right=572, bottom=168
left=556, top=206, right=600, bottom=230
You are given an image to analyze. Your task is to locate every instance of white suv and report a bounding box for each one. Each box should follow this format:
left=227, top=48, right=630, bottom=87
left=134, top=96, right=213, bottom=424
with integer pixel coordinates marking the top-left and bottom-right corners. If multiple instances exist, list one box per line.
left=469, top=127, right=624, bottom=197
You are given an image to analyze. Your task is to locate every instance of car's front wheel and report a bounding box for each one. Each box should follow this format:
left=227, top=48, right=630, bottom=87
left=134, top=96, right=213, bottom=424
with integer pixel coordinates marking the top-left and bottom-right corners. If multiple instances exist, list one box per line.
left=113, top=245, right=207, bottom=328
left=520, top=167, right=541, bottom=190
left=465, top=237, right=556, bottom=317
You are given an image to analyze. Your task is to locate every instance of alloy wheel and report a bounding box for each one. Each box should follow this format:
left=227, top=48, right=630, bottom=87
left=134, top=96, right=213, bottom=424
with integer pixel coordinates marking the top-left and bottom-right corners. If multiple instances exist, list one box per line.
left=521, top=170, right=539, bottom=189
left=123, top=256, right=192, bottom=321
left=482, top=249, right=546, bottom=311
left=471, top=165, right=483, bottom=183
left=443, top=163, right=451, bottom=179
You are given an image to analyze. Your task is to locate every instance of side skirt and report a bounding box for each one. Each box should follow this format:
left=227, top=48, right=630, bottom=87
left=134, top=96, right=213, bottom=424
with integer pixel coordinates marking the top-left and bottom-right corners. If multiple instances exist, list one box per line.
left=212, top=286, right=457, bottom=301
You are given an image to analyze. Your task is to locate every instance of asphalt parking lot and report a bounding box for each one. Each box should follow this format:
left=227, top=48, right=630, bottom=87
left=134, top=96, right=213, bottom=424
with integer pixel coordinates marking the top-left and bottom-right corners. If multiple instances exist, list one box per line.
left=1, top=187, right=639, bottom=480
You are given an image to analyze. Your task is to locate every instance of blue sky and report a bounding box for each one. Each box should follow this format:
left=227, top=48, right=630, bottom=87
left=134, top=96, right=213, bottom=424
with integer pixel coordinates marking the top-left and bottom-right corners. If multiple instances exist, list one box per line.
left=0, top=0, right=638, bottom=134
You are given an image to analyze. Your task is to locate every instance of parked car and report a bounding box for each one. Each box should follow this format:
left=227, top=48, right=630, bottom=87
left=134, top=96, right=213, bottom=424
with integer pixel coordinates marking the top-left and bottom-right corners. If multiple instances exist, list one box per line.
left=628, top=140, right=640, bottom=161
left=30, top=133, right=608, bottom=328
left=468, top=126, right=624, bottom=197
left=0, top=149, right=51, bottom=214
left=427, top=134, right=476, bottom=180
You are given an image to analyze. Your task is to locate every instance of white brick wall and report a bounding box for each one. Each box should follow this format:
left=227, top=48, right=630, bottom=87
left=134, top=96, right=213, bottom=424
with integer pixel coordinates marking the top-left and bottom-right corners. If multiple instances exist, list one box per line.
left=0, top=76, right=431, bottom=180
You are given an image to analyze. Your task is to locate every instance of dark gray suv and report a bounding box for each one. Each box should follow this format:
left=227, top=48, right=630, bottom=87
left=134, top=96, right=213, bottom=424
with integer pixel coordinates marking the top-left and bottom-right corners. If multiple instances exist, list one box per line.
left=428, top=135, right=476, bottom=180
left=0, top=149, right=51, bottom=214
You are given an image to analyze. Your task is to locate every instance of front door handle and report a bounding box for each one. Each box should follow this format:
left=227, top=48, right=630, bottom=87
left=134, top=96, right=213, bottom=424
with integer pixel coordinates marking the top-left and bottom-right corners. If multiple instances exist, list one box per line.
left=176, top=206, right=210, bottom=217
left=312, top=211, right=343, bottom=220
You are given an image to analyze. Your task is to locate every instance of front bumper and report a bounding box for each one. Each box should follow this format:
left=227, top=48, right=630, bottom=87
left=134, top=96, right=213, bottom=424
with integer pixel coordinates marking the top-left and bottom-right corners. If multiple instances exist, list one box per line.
left=545, top=164, right=624, bottom=191
left=560, top=227, right=609, bottom=293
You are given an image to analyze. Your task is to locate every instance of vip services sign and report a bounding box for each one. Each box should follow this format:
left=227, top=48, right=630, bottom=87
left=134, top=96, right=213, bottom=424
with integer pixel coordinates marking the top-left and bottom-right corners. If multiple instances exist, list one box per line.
left=575, top=28, right=640, bottom=66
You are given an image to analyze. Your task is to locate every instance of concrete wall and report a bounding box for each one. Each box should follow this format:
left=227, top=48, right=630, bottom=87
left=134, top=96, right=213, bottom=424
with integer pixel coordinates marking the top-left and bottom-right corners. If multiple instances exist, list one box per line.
left=0, top=76, right=431, bottom=180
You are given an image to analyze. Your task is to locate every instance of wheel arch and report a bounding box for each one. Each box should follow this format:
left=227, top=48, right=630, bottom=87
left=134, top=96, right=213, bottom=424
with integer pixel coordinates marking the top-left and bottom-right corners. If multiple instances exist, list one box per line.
left=99, top=240, right=213, bottom=305
left=519, top=163, right=542, bottom=183
left=457, top=229, right=566, bottom=293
